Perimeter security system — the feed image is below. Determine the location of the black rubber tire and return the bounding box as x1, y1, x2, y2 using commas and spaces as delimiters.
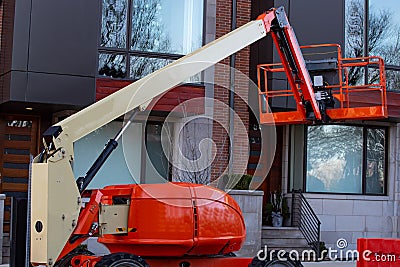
54, 248, 94, 267
248, 251, 303, 267
95, 253, 150, 267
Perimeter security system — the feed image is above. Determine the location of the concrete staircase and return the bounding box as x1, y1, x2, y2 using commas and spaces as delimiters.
261, 226, 311, 255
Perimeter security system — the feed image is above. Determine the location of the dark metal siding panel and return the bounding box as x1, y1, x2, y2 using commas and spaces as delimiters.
8, 0, 100, 105
9, 71, 27, 101
22, 72, 95, 106
0, 72, 11, 103
11, 0, 31, 72
267, 0, 344, 110
28, 0, 100, 77
289, 0, 345, 46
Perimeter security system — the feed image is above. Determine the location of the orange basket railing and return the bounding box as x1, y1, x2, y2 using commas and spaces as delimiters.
257, 43, 387, 125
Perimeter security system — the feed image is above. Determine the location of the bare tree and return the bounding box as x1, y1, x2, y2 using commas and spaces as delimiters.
160, 117, 212, 185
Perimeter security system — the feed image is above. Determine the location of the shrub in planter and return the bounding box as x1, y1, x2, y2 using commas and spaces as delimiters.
219, 174, 253, 190
270, 191, 283, 227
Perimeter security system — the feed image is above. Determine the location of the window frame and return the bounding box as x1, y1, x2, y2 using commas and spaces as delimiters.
303, 124, 388, 196
97, 0, 207, 80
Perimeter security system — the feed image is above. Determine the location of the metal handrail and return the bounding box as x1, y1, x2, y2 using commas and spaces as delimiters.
291, 189, 321, 258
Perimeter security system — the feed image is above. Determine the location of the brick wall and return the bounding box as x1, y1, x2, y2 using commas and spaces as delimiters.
211, 0, 251, 180
96, 78, 205, 114
0, 1, 3, 54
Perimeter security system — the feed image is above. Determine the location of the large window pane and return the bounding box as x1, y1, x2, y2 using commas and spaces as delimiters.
345, 0, 364, 59
369, 0, 400, 60
145, 123, 171, 183
131, 0, 203, 54
385, 69, 400, 91
101, 0, 128, 48
366, 128, 385, 194
98, 53, 127, 78
73, 121, 142, 188
306, 125, 363, 194
130, 56, 171, 79
369, 0, 400, 91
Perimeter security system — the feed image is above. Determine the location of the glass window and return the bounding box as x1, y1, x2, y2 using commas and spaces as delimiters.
98, 53, 127, 78
145, 122, 171, 183
306, 125, 386, 195
345, 0, 400, 90
130, 56, 171, 80
131, 0, 203, 54
73, 121, 142, 188
306, 125, 363, 194
369, 0, 400, 90
101, 0, 128, 48
99, 0, 204, 79
368, 1, 400, 61
366, 128, 385, 194
345, 0, 365, 59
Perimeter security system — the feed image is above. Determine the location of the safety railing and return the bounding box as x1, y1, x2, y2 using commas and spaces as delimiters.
291, 189, 321, 258
257, 43, 387, 124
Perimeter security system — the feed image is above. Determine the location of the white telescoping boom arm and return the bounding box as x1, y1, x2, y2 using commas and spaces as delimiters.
30, 8, 283, 266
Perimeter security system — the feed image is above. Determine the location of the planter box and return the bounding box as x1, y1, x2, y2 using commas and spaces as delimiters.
228, 190, 264, 257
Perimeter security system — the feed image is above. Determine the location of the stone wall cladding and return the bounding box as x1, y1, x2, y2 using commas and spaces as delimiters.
305, 196, 396, 251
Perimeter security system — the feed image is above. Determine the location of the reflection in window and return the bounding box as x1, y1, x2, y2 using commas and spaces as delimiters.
98, 53, 127, 78
145, 123, 171, 182
385, 70, 400, 91
306, 125, 386, 195
99, 0, 204, 79
130, 56, 171, 80
306, 125, 363, 194
7, 120, 32, 128
101, 0, 127, 48
131, 0, 203, 54
369, 0, 400, 90
74, 121, 142, 188
345, 0, 400, 89
345, 0, 364, 59
366, 128, 385, 194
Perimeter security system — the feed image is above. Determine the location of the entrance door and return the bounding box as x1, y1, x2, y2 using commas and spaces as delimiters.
0, 115, 39, 234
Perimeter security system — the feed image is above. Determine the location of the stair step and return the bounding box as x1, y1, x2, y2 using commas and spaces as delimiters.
261, 226, 313, 258
262, 227, 304, 239
262, 238, 308, 248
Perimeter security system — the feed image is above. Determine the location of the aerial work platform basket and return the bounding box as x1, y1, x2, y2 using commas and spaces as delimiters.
257, 43, 387, 125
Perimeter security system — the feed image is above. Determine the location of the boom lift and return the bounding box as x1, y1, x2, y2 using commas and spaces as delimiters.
30, 6, 387, 267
